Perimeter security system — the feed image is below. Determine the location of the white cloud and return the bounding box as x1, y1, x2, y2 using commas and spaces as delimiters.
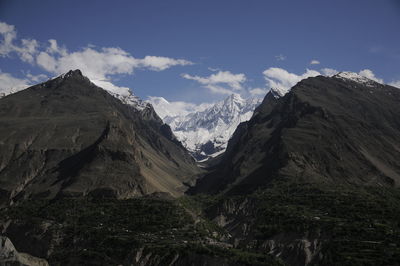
321, 68, 383, 82
139, 56, 192, 71
36, 46, 193, 80
26, 72, 47, 82
90, 79, 132, 97
147, 96, 211, 119
310, 60, 320, 65
182, 70, 247, 95
0, 71, 30, 96
249, 87, 268, 97
261, 67, 388, 97
0, 22, 16, 56
275, 54, 286, 61
389, 80, 400, 88
263, 67, 321, 96
0, 21, 193, 79
0, 21, 194, 99
35, 46, 192, 97
0, 70, 49, 97
37, 47, 137, 80
358, 69, 383, 83
0, 21, 38, 63
36, 51, 58, 73
321, 68, 338, 76
208, 67, 220, 72
34, 46, 193, 97
46, 39, 67, 56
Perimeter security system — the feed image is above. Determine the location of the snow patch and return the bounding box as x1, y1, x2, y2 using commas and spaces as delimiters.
334, 71, 381, 87
156, 94, 262, 159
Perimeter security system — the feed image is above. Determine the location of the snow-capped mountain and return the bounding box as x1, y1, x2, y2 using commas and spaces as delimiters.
3, 70, 387, 162
157, 71, 387, 161
0, 70, 151, 112
333, 71, 382, 87
152, 94, 262, 160
0, 84, 29, 99
106, 89, 150, 111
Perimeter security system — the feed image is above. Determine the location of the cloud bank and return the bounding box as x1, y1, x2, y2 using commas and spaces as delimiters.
262, 68, 321, 96
0, 71, 30, 95
261, 67, 387, 96
0, 22, 38, 64
389, 80, 400, 88
0, 70, 48, 96
0, 21, 193, 97
182, 70, 247, 95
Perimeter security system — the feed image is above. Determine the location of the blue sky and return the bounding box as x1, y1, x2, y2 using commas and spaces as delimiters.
0, 0, 399, 104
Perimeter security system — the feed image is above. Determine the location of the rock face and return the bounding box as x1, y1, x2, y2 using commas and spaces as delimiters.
191, 73, 400, 194
205, 196, 324, 266
126, 247, 246, 266
2, 71, 400, 266
0, 70, 201, 205
0, 236, 49, 266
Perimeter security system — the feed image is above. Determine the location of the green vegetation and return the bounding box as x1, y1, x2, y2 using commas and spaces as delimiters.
3, 198, 196, 264
1, 196, 282, 265
2, 182, 400, 265
251, 182, 400, 265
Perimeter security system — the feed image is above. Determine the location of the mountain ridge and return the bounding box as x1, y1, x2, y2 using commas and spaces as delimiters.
0, 69, 201, 205
152, 94, 262, 160
190, 74, 400, 194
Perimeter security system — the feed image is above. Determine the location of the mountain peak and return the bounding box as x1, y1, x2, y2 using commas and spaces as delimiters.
192, 72, 400, 195
333, 71, 380, 86
0, 71, 200, 202
59, 69, 84, 79
223, 93, 245, 106
267, 86, 291, 98
270, 87, 287, 98
227, 93, 243, 101
52, 70, 151, 112
158, 93, 262, 160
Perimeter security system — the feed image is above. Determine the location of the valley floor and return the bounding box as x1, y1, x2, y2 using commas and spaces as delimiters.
1, 181, 400, 266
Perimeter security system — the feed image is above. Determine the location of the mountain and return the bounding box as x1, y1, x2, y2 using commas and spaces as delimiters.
105, 87, 150, 111
2, 71, 400, 266
183, 72, 400, 266
153, 94, 262, 160
0, 70, 201, 206
0, 83, 29, 99
0, 236, 48, 266
191, 72, 400, 194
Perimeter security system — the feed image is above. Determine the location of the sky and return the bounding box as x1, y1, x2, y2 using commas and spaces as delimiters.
0, 0, 399, 106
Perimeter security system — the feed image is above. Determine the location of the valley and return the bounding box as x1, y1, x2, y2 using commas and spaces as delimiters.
1, 70, 400, 266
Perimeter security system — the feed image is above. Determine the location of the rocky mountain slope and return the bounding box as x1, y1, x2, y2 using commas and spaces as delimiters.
0, 236, 49, 266
183, 72, 400, 265
0, 70, 201, 206
191, 72, 400, 195
2, 71, 400, 266
153, 94, 262, 160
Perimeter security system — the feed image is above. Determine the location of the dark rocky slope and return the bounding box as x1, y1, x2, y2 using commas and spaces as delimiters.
186, 74, 400, 265
0, 236, 49, 265
0, 70, 201, 205
191, 74, 400, 195
2, 72, 400, 266
0, 197, 284, 266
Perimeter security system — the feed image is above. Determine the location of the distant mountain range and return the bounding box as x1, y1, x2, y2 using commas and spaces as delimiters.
151, 94, 262, 160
